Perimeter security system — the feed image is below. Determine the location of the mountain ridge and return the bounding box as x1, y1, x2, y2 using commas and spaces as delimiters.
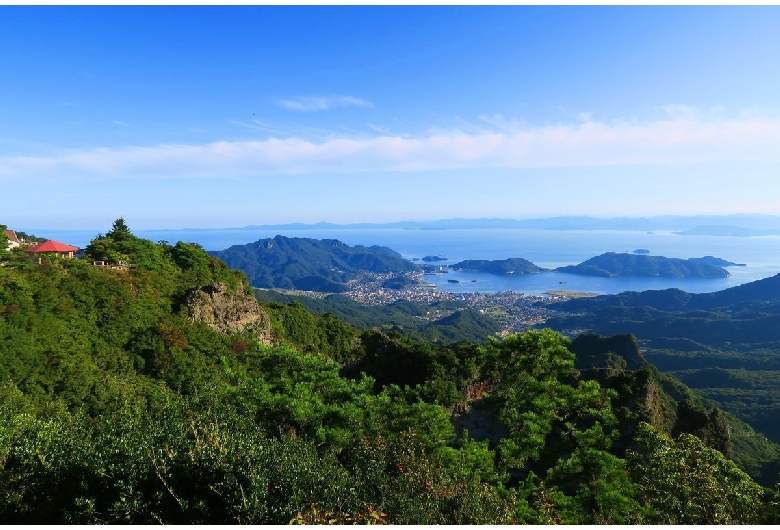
209, 235, 417, 292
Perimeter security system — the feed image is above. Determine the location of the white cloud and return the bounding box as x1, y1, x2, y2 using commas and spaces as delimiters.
276, 95, 374, 112
3, 111, 780, 181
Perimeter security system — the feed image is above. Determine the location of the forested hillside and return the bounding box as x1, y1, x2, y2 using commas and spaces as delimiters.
209, 235, 416, 292
254, 289, 502, 345
545, 275, 780, 481
0, 221, 777, 524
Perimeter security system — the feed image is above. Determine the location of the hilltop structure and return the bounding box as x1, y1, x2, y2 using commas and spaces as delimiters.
23, 240, 79, 262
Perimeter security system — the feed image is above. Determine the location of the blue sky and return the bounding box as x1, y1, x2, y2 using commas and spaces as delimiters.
3, 6, 780, 230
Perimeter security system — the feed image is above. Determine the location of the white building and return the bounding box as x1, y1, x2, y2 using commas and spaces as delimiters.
4, 230, 20, 251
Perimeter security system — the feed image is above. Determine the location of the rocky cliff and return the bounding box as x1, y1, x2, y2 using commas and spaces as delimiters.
186, 281, 273, 344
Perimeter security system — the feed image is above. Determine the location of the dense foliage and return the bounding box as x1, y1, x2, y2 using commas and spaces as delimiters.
0, 227, 9, 260
0, 221, 778, 523
546, 274, 780, 481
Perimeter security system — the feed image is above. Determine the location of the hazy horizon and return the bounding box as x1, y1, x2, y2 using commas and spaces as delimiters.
3, 6, 780, 229
12, 212, 780, 234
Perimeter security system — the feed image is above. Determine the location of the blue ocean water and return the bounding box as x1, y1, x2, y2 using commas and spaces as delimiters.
39, 227, 780, 296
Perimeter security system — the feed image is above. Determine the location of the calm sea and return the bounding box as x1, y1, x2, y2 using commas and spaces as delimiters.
40, 227, 780, 296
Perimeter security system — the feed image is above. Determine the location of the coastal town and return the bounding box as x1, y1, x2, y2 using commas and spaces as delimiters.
290, 270, 581, 336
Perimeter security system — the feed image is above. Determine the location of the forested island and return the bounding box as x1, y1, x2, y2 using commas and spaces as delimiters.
555, 252, 734, 278
1, 221, 779, 524
450, 257, 545, 274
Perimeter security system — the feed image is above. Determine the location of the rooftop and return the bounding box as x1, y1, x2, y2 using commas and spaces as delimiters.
24, 240, 79, 253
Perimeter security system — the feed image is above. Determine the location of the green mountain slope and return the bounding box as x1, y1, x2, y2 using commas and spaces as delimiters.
210, 235, 417, 292
558, 273, 780, 314
254, 289, 501, 345
545, 273, 780, 457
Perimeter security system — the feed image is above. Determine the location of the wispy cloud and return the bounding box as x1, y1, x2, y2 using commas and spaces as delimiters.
112, 120, 140, 129
276, 95, 374, 112
4, 109, 780, 181
230, 118, 355, 140
367, 123, 393, 135
229, 119, 290, 135
478, 115, 527, 134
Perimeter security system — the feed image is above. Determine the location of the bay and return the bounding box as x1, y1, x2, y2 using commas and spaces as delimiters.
39, 227, 780, 296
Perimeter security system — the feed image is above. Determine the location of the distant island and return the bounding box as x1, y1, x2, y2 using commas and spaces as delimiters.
450, 258, 545, 275
201, 235, 746, 290
555, 252, 733, 278
688, 256, 746, 267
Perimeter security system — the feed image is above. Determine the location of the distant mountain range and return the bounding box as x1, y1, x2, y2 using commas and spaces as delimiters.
229, 214, 780, 233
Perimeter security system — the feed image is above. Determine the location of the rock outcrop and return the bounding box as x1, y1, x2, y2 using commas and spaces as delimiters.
186, 281, 273, 344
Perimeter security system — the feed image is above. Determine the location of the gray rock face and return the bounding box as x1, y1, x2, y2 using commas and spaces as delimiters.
186, 281, 272, 344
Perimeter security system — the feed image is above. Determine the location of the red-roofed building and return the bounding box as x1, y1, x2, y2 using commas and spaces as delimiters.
24, 240, 80, 262
4, 230, 19, 251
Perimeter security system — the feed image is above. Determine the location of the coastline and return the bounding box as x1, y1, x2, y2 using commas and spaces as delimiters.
544, 290, 599, 298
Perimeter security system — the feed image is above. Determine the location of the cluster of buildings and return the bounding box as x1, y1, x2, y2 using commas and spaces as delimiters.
4, 231, 131, 270
345, 271, 456, 306
345, 271, 569, 335
4, 228, 79, 262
